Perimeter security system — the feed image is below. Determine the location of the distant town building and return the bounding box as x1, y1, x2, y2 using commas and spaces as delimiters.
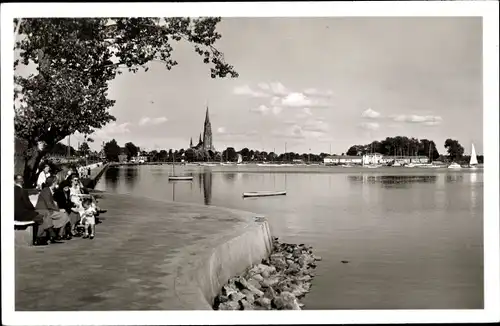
362, 153, 384, 165
324, 155, 363, 165
190, 106, 215, 152
323, 154, 430, 165
118, 147, 127, 162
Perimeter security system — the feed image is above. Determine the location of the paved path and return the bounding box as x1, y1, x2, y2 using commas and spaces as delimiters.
15, 192, 257, 310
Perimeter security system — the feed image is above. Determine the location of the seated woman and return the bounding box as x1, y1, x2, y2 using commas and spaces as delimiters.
35, 176, 71, 241
53, 180, 81, 237
69, 175, 105, 215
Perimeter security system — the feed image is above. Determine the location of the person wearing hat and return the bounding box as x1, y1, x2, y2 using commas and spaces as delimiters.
53, 179, 81, 237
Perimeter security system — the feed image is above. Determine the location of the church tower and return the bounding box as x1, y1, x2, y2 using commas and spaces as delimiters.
190, 137, 193, 148
203, 106, 214, 151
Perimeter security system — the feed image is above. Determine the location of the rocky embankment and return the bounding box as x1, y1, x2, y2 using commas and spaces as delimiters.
213, 237, 321, 310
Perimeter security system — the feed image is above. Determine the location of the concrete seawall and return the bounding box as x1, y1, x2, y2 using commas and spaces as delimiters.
176, 215, 273, 308
16, 193, 273, 310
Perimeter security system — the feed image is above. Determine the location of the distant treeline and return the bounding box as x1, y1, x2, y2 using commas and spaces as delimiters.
345, 136, 482, 163
100, 136, 483, 164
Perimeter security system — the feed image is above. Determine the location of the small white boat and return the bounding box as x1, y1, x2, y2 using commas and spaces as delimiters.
392, 162, 402, 167
405, 163, 416, 168
257, 163, 282, 167
341, 164, 354, 168
448, 162, 462, 169
364, 164, 382, 169
243, 190, 287, 198
469, 143, 478, 169
168, 176, 193, 181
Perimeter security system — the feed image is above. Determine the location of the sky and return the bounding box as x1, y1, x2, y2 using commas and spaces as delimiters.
17, 17, 483, 155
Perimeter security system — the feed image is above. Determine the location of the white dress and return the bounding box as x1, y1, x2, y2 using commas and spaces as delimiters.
36, 171, 51, 189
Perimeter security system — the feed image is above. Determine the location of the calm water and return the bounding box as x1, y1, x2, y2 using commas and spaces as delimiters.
95, 165, 484, 309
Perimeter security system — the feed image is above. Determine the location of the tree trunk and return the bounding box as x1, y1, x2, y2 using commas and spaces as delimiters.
23, 145, 47, 188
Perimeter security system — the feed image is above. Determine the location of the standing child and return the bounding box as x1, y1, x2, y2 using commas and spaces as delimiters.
79, 198, 97, 239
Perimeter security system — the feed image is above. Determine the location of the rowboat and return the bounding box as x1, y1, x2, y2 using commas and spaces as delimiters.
168, 176, 193, 181
242, 190, 287, 198
447, 162, 462, 169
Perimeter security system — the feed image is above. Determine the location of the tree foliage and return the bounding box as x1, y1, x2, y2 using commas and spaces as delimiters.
222, 147, 237, 162
79, 142, 90, 156
103, 139, 121, 162
14, 17, 238, 184
124, 142, 139, 160
444, 138, 464, 161
346, 136, 440, 159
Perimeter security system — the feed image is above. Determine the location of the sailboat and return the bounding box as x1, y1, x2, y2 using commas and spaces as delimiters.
169, 153, 193, 181
236, 153, 244, 166
469, 143, 478, 169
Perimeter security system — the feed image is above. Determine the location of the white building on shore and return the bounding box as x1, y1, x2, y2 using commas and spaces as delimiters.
362, 153, 384, 165
324, 154, 430, 165
324, 155, 363, 165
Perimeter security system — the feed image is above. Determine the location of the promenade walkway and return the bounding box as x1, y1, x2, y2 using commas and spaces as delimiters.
15, 192, 269, 310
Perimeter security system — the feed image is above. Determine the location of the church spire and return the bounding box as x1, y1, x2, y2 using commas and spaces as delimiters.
190, 137, 193, 148
205, 106, 210, 125
199, 133, 202, 144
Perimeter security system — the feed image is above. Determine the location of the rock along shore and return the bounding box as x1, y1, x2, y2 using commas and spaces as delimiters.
213, 237, 322, 310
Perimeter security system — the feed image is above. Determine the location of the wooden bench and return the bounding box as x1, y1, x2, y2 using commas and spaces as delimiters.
14, 220, 37, 246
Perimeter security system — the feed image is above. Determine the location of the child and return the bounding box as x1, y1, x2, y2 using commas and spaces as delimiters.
79, 198, 97, 239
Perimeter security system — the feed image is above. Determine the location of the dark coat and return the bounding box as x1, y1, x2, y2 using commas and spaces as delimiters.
53, 188, 75, 214
35, 187, 59, 212
14, 185, 39, 222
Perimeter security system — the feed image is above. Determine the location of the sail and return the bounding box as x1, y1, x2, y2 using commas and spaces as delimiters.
237, 154, 243, 164
470, 143, 478, 165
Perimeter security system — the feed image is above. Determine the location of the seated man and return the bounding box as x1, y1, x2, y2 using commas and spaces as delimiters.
35, 176, 71, 241
14, 174, 58, 245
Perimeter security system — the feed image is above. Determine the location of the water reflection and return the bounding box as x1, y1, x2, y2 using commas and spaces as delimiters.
104, 167, 121, 191
203, 170, 213, 205
124, 166, 139, 190
446, 174, 464, 183
224, 173, 236, 182
470, 172, 478, 184
348, 175, 437, 188
470, 173, 479, 209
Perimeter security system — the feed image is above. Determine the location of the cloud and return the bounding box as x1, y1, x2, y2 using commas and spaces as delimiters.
361, 108, 381, 119
250, 105, 271, 115
273, 122, 328, 140
217, 128, 259, 138
233, 85, 270, 98
237, 83, 333, 115
391, 114, 443, 125
303, 88, 334, 98
249, 104, 282, 116
101, 122, 131, 134
93, 121, 131, 139
139, 116, 168, 126
302, 119, 329, 133
271, 92, 330, 108
257, 82, 289, 96
359, 122, 380, 131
